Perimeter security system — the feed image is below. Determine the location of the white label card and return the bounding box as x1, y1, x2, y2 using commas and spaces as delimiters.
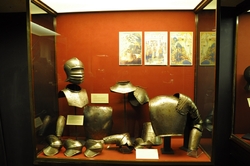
66, 115, 84, 126
91, 93, 109, 103
247, 98, 250, 107
136, 149, 159, 159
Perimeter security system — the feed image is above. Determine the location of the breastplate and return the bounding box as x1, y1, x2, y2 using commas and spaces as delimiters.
149, 95, 187, 137
61, 88, 88, 108
83, 106, 113, 140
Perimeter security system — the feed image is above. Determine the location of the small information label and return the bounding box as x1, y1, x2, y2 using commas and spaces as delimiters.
66, 115, 84, 126
247, 98, 250, 107
34, 117, 43, 128
91, 93, 109, 103
136, 149, 159, 159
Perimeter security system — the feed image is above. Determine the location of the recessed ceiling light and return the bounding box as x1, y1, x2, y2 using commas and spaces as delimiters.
40, 0, 203, 13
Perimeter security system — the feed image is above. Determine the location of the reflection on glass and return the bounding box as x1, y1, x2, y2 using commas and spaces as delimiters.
195, 1, 216, 158
31, 3, 58, 153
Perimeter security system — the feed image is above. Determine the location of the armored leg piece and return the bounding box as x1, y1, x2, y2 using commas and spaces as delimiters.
56, 115, 66, 137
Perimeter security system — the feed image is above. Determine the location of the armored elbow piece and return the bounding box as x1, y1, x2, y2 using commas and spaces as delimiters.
43, 135, 62, 156
56, 115, 66, 137
103, 133, 133, 147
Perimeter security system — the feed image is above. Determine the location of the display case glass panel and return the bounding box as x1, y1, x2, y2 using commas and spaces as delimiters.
232, 11, 250, 151
31, 1, 215, 165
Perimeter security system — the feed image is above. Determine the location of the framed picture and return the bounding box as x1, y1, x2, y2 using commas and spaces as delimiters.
119, 32, 142, 65
200, 31, 216, 66
144, 31, 168, 65
170, 32, 193, 66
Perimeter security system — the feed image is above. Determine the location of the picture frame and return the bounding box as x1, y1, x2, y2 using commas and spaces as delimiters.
119, 32, 142, 65
144, 31, 168, 65
170, 32, 193, 66
199, 31, 216, 66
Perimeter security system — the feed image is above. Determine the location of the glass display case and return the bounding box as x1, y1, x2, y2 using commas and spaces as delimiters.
30, 1, 216, 165
230, 5, 250, 165
4, 0, 250, 166
0, 0, 250, 166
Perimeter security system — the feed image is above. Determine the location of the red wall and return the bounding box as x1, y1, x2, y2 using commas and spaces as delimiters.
55, 11, 196, 137
235, 13, 250, 134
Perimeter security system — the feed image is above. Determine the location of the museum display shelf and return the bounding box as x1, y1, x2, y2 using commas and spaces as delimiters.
35, 137, 211, 165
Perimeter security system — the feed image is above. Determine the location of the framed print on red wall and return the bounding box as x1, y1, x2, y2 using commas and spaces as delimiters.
119, 32, 142, 65
170, 32, 193, 66
144, 31, 168, 66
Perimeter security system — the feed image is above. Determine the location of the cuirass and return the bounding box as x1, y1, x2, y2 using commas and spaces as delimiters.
61, 87, 88, 108
83, 106, 113, 140
149, 95, 187, 137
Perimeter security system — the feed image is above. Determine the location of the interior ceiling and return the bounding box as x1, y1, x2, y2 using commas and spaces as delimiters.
30, 0, 246, 14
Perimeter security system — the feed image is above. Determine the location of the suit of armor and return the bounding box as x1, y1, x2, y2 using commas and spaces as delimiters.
149, 93, 203, 154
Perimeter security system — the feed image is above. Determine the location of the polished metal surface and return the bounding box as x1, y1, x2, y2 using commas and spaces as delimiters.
43, 135, 62, 156
149, 95, 186, 136
83, 106, 113, 140
103, 133, 133, 147
56, 115, 65, 137
84, 139, 103, 158
60, 84, 89, 108
64, 139, 83, 157
149, 93, 203, 152
141, 122, 162, 145
128, 86, 149, 106
110, 81, 136, 94
64, 57, 84, 84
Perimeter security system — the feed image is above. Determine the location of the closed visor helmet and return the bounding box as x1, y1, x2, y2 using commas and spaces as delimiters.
64, 57, 84, 84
